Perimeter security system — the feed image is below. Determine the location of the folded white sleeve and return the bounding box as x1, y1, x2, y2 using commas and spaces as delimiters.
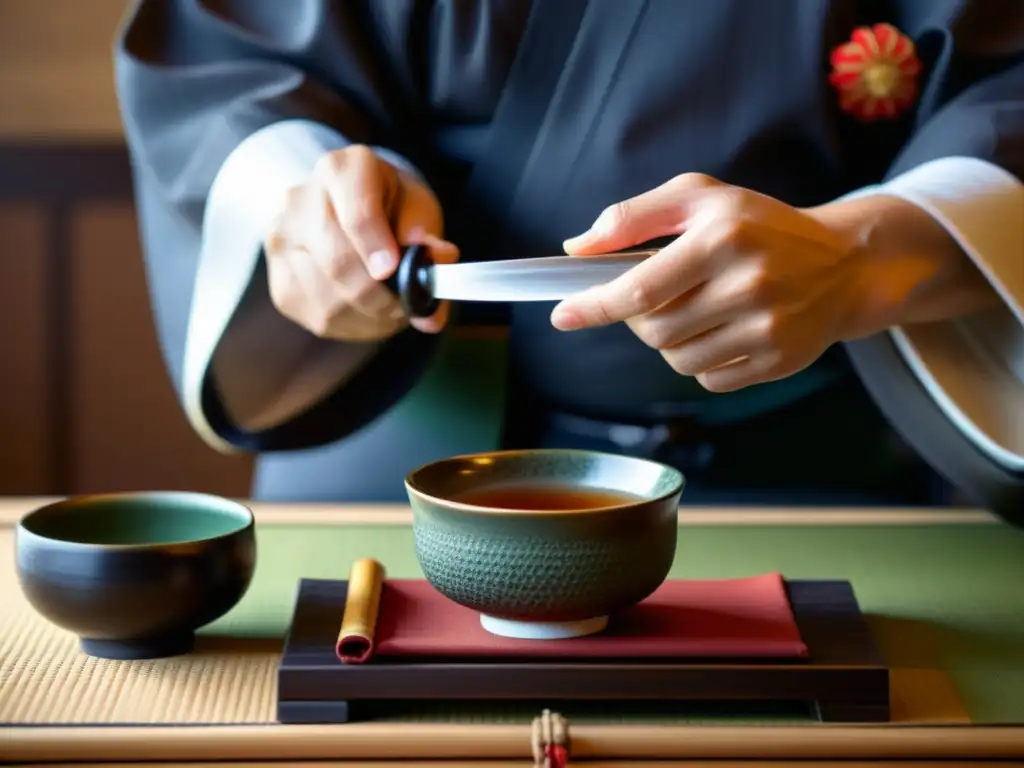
842, 156, 1024, 472
182, 119, 425, 453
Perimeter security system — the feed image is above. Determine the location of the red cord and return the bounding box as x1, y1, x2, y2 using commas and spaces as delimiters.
545, 744, 569, 768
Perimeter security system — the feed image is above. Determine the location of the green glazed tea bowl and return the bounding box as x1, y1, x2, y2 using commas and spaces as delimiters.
406, 449, 684, 640
15, 491, 256, 660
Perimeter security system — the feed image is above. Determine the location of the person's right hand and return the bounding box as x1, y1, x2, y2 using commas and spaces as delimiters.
264, 144, 458, 341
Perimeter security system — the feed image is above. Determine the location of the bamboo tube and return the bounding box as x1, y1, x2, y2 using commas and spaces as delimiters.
336, 558, 386, 663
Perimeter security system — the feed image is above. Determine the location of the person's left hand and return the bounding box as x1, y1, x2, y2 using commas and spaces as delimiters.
550, 173, 877, 393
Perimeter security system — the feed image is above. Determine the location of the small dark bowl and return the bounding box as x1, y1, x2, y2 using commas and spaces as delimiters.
15, 491, 256, 660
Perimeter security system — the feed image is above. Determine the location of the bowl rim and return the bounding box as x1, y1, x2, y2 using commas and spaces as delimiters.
16, 491, 255, 551
404, 448, 685, 516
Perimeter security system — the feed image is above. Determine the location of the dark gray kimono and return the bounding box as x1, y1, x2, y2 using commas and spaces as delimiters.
114, 0, 1024, 513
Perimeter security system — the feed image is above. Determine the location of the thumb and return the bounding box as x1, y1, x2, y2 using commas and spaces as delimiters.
399, 228, 460, 265
393, 175, 459, 265
563, 174, 720, 255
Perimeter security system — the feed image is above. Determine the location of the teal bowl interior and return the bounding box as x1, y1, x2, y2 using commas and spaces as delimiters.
19, 492, 254, 546
16, 492, 257, 660
406, 450, 684, 633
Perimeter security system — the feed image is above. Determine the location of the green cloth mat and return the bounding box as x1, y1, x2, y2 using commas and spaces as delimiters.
207, 523, 1024, 724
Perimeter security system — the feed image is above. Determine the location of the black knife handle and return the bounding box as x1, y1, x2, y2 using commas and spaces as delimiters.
383, 244, 439, 319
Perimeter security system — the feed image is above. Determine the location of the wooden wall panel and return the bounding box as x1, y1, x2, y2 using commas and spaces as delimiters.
68, 202, 252, 496
0, 205, 54, 493
0, 0, 128, 141
0, 2, 256, 497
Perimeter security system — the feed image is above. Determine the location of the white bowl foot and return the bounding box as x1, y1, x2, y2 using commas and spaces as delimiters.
479, 613, 609, 640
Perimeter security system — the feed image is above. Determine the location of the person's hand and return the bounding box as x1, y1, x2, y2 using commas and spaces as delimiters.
264, 144, 458, 340
550, 173, 876, 393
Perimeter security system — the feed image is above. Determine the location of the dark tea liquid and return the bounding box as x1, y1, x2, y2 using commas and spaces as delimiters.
454, 485, 642, 511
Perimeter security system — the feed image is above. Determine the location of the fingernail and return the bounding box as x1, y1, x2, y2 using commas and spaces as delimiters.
550, 304, 582, 331
565, 211, 614, 250
562, 237, 583, 252
368, 250, 395, 279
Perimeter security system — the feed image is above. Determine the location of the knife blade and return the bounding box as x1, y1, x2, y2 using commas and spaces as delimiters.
386, 244, 656, 319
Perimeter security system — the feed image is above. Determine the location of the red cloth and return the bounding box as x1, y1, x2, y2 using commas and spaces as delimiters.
339, 573, 808, 662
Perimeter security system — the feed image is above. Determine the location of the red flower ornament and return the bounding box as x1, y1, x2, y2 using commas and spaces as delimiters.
829, 23, 922, 121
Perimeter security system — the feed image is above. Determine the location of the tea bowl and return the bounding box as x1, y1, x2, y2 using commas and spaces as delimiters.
16, 491, 256, 660
405, 449, 684, 640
